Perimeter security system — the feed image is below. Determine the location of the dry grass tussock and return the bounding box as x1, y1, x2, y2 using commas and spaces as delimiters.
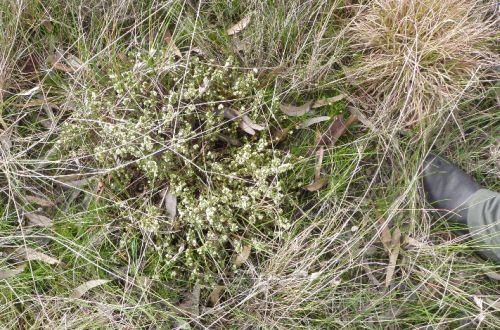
346, 0, 498, 128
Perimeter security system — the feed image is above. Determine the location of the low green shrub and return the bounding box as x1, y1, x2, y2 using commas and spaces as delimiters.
56, 48, 297, 283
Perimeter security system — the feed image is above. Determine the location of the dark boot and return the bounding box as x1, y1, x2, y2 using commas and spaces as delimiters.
423, 154, 500, 263
422, 153, 481, 224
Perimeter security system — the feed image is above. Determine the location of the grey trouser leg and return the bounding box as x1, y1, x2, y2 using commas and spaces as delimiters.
467, 189, 500, 262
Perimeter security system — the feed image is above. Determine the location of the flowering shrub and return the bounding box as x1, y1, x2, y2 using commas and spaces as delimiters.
57, 48, 296, 282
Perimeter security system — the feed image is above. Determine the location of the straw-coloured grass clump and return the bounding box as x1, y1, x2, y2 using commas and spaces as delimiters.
347, 0, 497, 127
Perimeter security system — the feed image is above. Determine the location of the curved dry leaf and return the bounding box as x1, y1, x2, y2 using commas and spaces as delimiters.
378, 220, 392, 252
209, 285, 224, 307
18, 247, 60, 265
485, 271, 500, 281
0, 264, 26, 280
239, 121, 256, 135
242, 115, 265, 131
17, 86, 40, 96
70, 279, 111, 299
279, 101, 313, 117
299, 116, 331, 128
385, 227, 401, 287
348, 106, 375, 130
162, 190, 177, 220
198, 77, 210, 94
25, 213, 52, 227
234, 245, 251, 266
314, 147, 324, 180
164, 30, 182, 57
25, 195, 55, 207
304, 177, 328, 192
227, 15, 251, 35
67, 55, 84, 71
318, 113, 358, 146
312, 94, 346, 108
223, 108, 240, 120
223, 108, 265, 135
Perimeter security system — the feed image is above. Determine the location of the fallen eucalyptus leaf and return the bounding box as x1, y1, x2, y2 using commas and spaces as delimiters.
348, 106, 375, 131
299, 116, 331, 128
312, 94, 346, 108
234, 245, 251, 266
242, 115, 265, 131
175, 284, 201, 329
25, 213, 52, 227
223, 109, 264, 135
164, 30, 182, 57
18, 247, 60, 265
239, 121, 255, 135
304, 177, 328, 192
385, 227, 401, 287
25, 195, 55, 207
70, 279, 111, 299
314, 146, 324, 181
0, 264, 26, 280
198, 76, 210, 94
17, 86, 40, 97
279, 101, 313, 117
227, 15, 251, 35
317, 113, 358, 145
378, 220, 392, 252
160, 189, 177, 220
485, 271, 500, 281
209, 285, 224, 307
66, 55, 84, 71
223, 108, 239, 120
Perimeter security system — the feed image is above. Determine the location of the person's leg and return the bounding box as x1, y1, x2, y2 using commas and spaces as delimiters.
422, 154, 499, 262
467, 189, 500, 261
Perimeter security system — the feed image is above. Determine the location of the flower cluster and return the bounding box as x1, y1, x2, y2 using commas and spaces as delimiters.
57, 47, 296, 282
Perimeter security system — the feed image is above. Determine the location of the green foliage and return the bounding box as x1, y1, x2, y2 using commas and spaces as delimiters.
56, 48, 296, 282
